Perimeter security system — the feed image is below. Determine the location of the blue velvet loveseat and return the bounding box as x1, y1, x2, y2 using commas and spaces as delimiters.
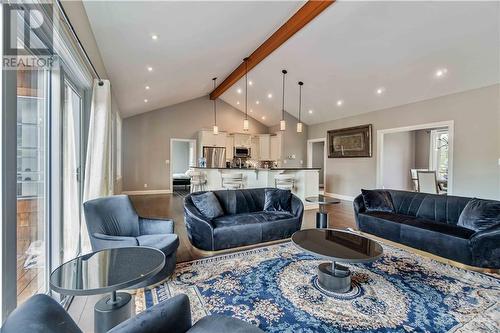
184, 188, 304, 251
354, 190, 500, 268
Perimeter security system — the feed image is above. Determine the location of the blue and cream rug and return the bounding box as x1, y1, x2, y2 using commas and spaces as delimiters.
136, 241, 499, 332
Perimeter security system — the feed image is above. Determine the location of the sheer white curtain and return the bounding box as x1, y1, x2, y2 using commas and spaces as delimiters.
81, 79, 113, 252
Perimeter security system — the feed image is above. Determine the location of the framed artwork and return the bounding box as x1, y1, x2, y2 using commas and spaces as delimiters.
328, 124, 372, 158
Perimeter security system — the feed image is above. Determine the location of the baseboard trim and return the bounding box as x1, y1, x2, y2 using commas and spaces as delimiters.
324, 192, 355, 202
122, 189, 173, 195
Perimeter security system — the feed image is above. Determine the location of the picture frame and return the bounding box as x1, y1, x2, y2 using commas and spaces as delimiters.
327, 124, 372, 158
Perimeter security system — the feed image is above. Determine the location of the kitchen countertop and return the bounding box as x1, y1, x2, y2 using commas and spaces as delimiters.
191, 167, 321, 171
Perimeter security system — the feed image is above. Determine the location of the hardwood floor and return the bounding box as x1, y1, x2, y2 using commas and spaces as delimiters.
69, 193, 356, 332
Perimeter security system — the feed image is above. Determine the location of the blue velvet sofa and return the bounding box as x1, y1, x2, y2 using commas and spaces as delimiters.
83, 195, 179, 287
184, 188, 304, 251
354, 190, 500, 268
2, 294, 263, 333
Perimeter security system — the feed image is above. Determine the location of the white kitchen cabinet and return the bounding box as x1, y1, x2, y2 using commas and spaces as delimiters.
198, 130, 227, 157
233, 133, 252, 147
250, 136, 260, 160
258, 134, 271, 160
270, 133, 282, 161
226, 135, 234, 160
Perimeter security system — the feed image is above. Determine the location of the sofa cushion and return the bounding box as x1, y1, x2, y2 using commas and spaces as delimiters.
361, 189, 395, 213
212, 213, 261, 228
458, 198, 500, 231
402, 218, 475, 239
136, 234, 179, 255
357, 212, 408, 243
263, 188, 292, 212
400, 220, 473, 265
191, 192, 224, 220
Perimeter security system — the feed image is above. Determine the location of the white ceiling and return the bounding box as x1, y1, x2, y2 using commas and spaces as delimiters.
220, 1, 500, 126
85, 1, 500, 124
83, 1, 304, 118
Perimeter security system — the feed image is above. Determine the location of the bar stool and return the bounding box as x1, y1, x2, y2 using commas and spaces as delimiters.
275, 173, 295, 191
188, 170, 207, 193
221, 173, 244, 189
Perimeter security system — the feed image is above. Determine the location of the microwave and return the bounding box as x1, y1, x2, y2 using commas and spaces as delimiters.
234, 147, 251, 158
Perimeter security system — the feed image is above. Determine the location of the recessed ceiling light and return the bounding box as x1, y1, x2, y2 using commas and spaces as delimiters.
144, 99, 148, 103
147, 66, 153, 72
376, 87, 385, 95
336, 100, 343, 106
248, 81, 253, 86
261, 116, 266, 120
151, 34, 158, 40
435, 68, 448, 78
308, 109, 313, 114
267, 93, 273, 99
236, 101, 240, 105
236, 88, 242, 94
255, 100, 260, 105
145, 85, 150, 90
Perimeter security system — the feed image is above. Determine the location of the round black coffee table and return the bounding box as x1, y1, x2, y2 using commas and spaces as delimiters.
305, 195, 341, 228
50, 247, 165, 333
292, 229, 383, 293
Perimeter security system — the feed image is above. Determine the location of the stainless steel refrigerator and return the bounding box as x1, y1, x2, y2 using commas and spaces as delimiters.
203, 146, 226, 168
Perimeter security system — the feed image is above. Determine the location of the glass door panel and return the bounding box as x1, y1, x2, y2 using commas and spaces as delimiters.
61, 81, 82, 263
16, 66, 48, 305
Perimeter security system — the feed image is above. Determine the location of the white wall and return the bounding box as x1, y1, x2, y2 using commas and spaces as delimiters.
268, 111, 308, 167
382, 131, 415, 191
308, 85, 500, 200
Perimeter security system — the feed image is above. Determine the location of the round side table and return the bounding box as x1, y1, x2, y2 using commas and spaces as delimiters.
50, 247, 165, 333
305, 195, 341, 228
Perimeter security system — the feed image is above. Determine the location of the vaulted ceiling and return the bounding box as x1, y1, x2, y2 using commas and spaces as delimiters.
83, 0, 304, 118
84, 1, 499, 124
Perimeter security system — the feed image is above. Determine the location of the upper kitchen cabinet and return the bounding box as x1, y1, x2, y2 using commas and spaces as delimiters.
250, 136, 260, 160
270, 133, 282, 161
233, 133, 252, 147
198, 130, 227, 157
258, 134, 271, 160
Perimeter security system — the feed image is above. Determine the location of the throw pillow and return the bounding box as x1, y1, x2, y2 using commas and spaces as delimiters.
458, 198, 500, 231
191, 192, 224, 220
361, 189, 395, 213
264, 188, 292, 212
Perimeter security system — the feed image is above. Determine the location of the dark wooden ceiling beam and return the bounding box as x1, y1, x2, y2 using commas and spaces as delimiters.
210, 0, 334, 100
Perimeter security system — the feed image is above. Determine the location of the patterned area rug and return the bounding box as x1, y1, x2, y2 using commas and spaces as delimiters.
135, 241, 500, 332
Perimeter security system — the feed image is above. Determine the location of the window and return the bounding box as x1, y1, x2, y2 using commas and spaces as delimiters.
429, 129, 449, 180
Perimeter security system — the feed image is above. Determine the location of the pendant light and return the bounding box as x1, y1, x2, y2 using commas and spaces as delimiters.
212, 77, 219, 135
280, 69, 287, 131
243, 57, 249, 131
297, 81, 303, 133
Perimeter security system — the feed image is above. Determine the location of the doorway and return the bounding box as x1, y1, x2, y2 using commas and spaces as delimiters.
307, 138, 327, 193
377, 121, 454, 194
170, 139, 196, 196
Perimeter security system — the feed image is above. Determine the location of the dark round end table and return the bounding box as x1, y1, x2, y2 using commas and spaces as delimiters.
305, 195, 341, 228
292, 229, 383, 293
50, 247, 165, 333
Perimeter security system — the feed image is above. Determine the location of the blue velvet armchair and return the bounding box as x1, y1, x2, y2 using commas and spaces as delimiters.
83, 195, 179, 287
2, 294, 264, 333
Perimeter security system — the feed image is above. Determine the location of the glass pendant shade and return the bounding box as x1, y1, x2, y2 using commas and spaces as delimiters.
243, 119, 249, 131
280, 119, 286, 131
213, 125, 219, 135
296, 122, 303, 133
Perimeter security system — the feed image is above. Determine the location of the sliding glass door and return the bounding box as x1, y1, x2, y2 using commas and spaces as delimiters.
16, 66, 49, 305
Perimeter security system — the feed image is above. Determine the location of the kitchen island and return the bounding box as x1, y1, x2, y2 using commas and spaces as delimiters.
191, 167, 320, 209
